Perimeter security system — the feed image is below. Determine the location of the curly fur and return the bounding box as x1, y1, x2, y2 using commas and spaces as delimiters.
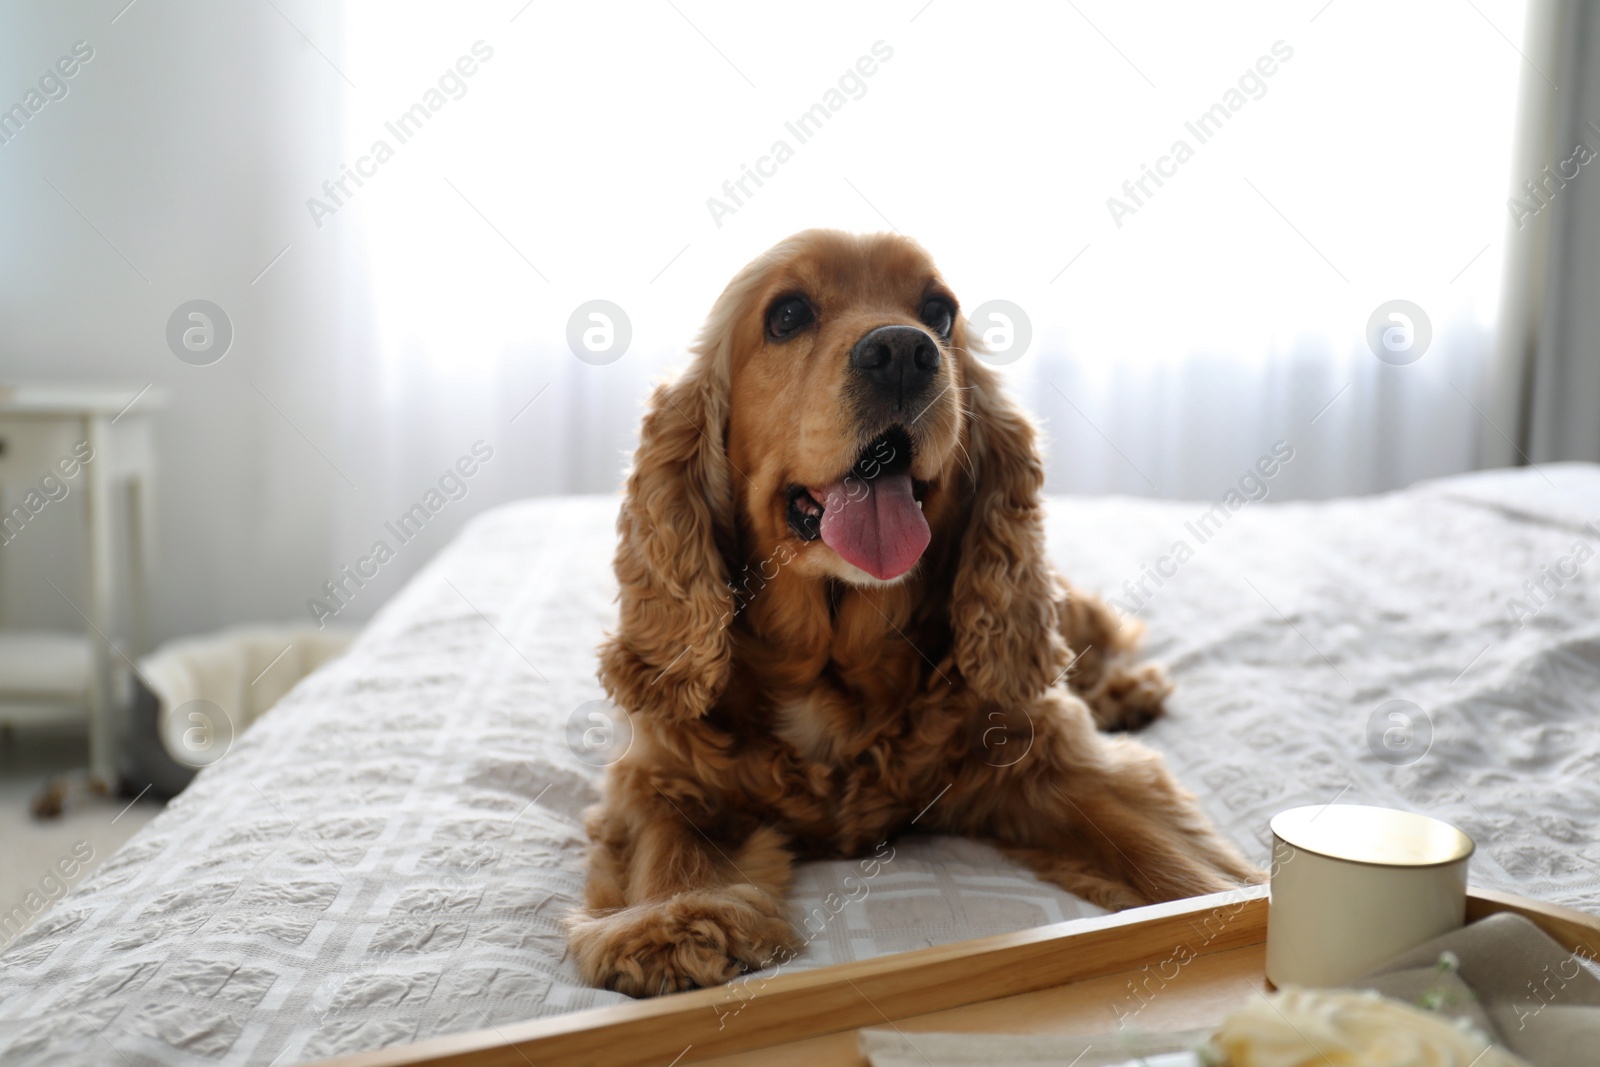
570, 230, 1260, 996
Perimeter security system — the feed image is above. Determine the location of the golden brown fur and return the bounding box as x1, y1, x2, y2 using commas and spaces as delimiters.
568, 230, 1260, 996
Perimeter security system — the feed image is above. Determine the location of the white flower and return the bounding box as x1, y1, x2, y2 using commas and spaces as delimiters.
1207, 986, 1530, 1067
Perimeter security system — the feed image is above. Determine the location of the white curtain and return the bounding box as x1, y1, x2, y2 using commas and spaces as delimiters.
1487, 0, 1600, 469
0, 0, 1527, 644
326, 0, 1529, 550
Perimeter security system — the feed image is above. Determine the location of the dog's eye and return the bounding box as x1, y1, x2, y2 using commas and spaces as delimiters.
919, 298, 953, 339
767, 296, 814, 340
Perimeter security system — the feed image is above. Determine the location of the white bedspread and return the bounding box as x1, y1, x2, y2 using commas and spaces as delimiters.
2, 465, 1597, 1065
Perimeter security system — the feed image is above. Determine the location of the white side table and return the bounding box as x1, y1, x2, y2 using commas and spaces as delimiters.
0, 384, 165, 786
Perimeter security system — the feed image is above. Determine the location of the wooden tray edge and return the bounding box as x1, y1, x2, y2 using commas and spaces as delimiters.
316, 884, 1598, 1067
319, 885, 1270, 1067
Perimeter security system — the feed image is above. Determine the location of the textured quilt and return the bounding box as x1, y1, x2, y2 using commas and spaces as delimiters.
1, 464, 1597, 1065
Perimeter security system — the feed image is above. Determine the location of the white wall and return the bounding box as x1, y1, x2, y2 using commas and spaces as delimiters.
1, 2, 474, 647
1, 2, 327, 643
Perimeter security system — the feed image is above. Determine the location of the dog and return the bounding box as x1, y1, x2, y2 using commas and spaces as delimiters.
567, 229, 1260, 996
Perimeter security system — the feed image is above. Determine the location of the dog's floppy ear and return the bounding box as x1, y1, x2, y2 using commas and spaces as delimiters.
599, 354, 735, 721
947, 357, 1072, 705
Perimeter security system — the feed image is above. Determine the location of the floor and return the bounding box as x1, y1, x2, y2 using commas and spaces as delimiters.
0, 722, 162, 950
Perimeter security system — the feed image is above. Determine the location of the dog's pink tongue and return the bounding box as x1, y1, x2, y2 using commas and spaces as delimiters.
817, 473, 930, 581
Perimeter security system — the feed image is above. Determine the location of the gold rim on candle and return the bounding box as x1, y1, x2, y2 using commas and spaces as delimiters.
1270, 803, 1475, 869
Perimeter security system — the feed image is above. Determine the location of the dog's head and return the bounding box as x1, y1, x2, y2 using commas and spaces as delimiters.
719, 230, 965, 585
601, 230, 1067, 721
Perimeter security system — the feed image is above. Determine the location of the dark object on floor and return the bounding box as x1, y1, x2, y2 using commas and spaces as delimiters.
28, 674, 197, 819
28, 769, 110, 819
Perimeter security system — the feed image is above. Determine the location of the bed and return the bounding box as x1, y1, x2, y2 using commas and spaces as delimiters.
2, 463, 1597, 1066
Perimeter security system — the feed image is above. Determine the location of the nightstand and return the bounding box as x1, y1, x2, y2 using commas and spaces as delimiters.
0, 384, 165, 787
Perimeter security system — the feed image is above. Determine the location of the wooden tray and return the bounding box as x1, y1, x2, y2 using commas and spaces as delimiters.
319, 885, 1600, 1067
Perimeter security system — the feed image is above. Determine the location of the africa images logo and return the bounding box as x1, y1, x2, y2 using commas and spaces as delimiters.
166, 300, 234, 365
1105, 40, 1294, 229
1365, 300, 1431, 366
305, 41, 495, 228
705, 41, 894, 228
0, 40, 94, 148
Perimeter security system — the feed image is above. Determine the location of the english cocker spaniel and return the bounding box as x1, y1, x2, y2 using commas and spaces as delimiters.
568, 230, 1258, 996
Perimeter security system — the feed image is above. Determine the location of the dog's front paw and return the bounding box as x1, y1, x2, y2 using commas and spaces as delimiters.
1089, 663, 1172, 732
566, 886, 800, 997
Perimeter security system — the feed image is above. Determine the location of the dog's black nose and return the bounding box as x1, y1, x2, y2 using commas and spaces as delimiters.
849, 325, 939, 403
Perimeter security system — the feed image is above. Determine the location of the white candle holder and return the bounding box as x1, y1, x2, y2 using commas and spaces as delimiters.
1266, 803, 1475, 987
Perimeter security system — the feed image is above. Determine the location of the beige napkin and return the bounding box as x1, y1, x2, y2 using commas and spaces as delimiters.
1345, 911, 1600, 1067
859, 911, 1600, 1067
